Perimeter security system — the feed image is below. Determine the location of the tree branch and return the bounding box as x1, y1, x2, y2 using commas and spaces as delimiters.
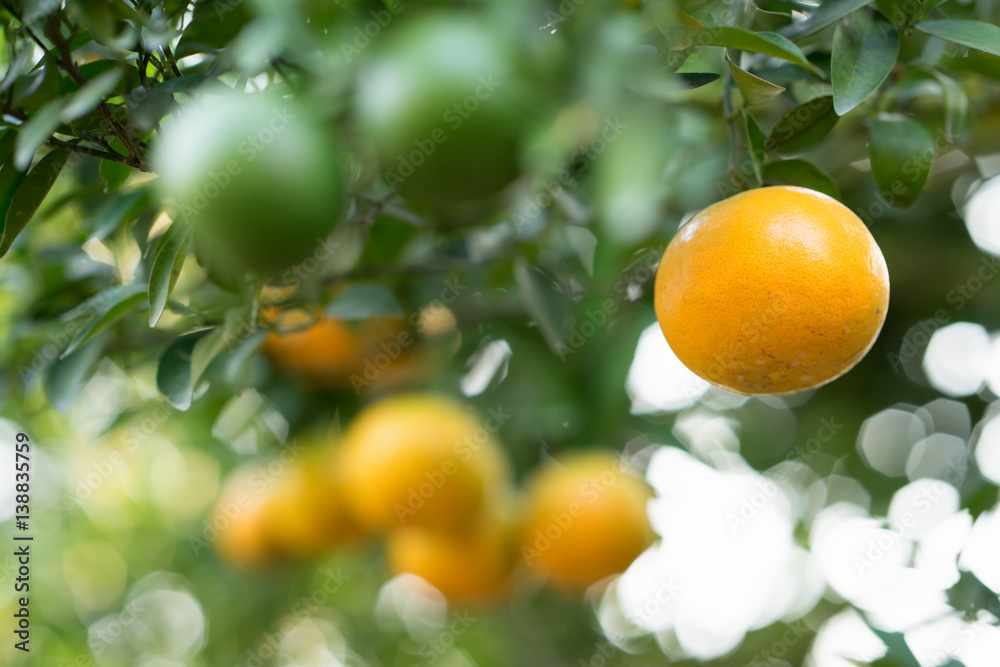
43, 15, 152, 172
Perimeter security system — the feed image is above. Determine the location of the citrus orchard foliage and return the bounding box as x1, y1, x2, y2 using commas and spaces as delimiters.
3, 0, 1000, 665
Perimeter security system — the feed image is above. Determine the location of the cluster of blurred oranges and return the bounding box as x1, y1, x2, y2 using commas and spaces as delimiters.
210, 391, 654, 603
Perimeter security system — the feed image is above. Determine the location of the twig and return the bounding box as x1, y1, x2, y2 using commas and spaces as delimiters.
43, 14, 151, 171
46, 137, 144, 167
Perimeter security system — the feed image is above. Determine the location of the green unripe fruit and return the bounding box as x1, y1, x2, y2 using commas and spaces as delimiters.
356, 15, 538, 205
156, 92, 346, 276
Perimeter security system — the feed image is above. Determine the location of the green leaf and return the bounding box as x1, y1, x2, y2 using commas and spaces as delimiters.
926, 69, 970, 143
727, 58, 786, 107
1, 149, 70, 257
767, 95, 839, 154
869, 113, 934, 208
157, 332, 206, 411
693, 26, 825, 77
0, 161, 27, 230
764, 159, 842, 200
325, 282, 404, 320
45, 335, 106, 413
832, 12, 899, 115
190, 308, 253, 386
0, 131, 17, 166
915, 20, 1000, 58
742, 110, 767, 184
99, 137, 133, 192
513, 258, 570, 354
868, 628, 921, 667
89, 188, 153, 240
60, 283, 147, 358
782, 0, 874, 40
148, 217, 192, 327
224, 329, 268, 389
61, 67, 121, 122
676, 72, 721, 89
13, 99, 64, 171
176, 0, 252, 57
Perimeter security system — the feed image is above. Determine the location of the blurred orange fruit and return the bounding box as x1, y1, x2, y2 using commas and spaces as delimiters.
654, 186, 889, 395
261, 307, 423, 392
260, 443, 363, 559
341, 394, 512, 531
518, 451, 652, 592
210, 465, 277, 570
386, 509, 516, 604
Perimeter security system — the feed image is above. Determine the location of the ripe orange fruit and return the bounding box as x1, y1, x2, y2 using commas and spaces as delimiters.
654, 186, 889, 395
518, 451, 652, 592
260, 444, 363, 559
210, 465, 277, 570
341, 394, 512, 531
386, 510, 516, 604
261, 307, 422, 392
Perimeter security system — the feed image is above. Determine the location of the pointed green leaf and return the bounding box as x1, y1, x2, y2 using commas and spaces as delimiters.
782, 0, 874, 40
869, 113, 934, 208
0, 131, 17, 166
0, 162, 27, 231
61, 67, 121, 122
175, 0, 252, 57
927, 69, 970, 143
727, 58, 786, 106
190, 308, 252, 386
676, 72, 721, 89
764, 159, 842, 200
60, 283, 147, 358
513, 257, 571, 354
915, 20, 1000, 57
157, 331, 207, 411
742, 110, 767, 184
148, 217, 193, 327
694, 26, 825, 77
767, 95, 839, 154
45, 335, 106, 413
832, 12, 899, 115
2, 149, 70, 257
325, 282, 404, 320
13, 99, 64, 171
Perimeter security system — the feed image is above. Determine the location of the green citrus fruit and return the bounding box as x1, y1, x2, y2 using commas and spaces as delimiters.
356, 15, 539, 204
156, 92, 346, 276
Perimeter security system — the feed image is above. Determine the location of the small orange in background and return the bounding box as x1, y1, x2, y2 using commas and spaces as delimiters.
261, 307, 422, 392
517, 451, 653, 593
260, 443, 364, 560
210, 465, 278, 570
386, 509, 516, 604
340, 393, 513, 532
655, 185, 889, 396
